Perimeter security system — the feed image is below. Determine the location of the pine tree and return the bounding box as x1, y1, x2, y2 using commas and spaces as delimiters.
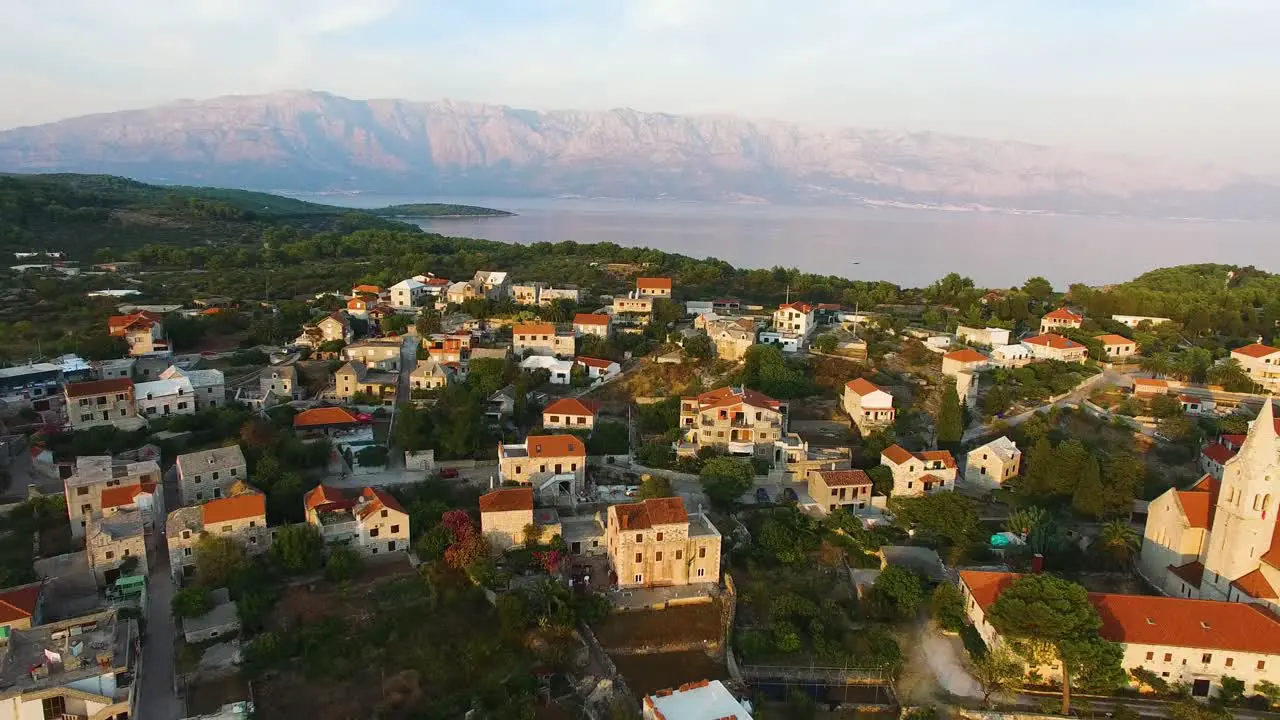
1020, 436, 1055, 497
937, 380, 964, 451
1072, 455, 1106, 518
1051, 439, 1089, 497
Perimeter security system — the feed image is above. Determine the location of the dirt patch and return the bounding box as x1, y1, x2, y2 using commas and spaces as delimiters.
270, 555, 414, 631
185, 674, 250, 716
611, 651, 727, 697
593, 600, 724, 651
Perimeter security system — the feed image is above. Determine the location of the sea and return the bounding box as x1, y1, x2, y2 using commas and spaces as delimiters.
295, 194, 1280, 289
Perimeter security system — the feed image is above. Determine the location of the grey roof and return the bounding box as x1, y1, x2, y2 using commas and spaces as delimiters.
67, 456, 160, 488
260, 365, 298, 382
469, 347, 510, 361
880, 545, 946, 583
176, 445, 246, 479
0, 609, 132, 692
971, 436, 1020, 462
182, 592, 240, 638
90, 511, 145, 542
166, 506, 202, 538
161, 365, 224, 388
410, 359, 446, 378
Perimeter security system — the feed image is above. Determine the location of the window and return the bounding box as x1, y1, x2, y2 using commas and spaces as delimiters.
250, 536, 258, 545
635, 552, 642, 563
1145, 652, 1154, 661
635, 533, 643, 542
196, 492, 203, 500
1225, 657, 1234, 667
381, 509, 388, 518
1163, 653, 1172, 662
42, 695, 66, 720
697, 568, 706, 577
105, 551, 115, 560
1260, 660, 1267, 670
76, 487, 89, 496
656, 532, 664, 541
699, 547, 706, 558
656, 552, 663, 561
194, 476, 202, 484
184, 548, 193, 557
230, 468, 237, 476
391, 525, 400, 533
370, 528, 380, 538
634, 574, 643, 583
249, 521, 256, 528
1201, 654, 1212, 664
212, 471, 220, 480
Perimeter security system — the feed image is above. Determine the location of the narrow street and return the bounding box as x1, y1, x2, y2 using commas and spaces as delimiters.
136, 480, 183, 720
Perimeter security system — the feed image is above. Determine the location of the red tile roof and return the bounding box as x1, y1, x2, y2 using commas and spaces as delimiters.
817, 470, 872, 487
0, 583, 43, 625
543, 398, 597, 418
919, 450, 957, 469
1133, 378, 1167, 388
1168, 561, 1205, 588
357, 487, 405, 520
1233, 342, 1280, 359
576, 356, 616, 370
479, 487, 534, 513
1201, 443, 1237, 465
101, 483, 154, 509
293, 407, 361, 428
845, 378, 887, 396
1231, 569, 1277, 600
778, 301, 813, 313
961, 570, 1280, 654
1261, 513, 1280, 569
1096, 334, 1133, 346
613, 497, 689, 530
513, 322, 556, 336
107, 311, 162, 335
943, 348, 989, 363
881, 444, 954, 468
202, 493, 266, 525
352, 284, 382, 295
1023, 333, 1083, 350
1042, 308, 1083, 322
881, 444, 914, 465
1176, 475, 1220, 530
64, 378, 133, 398
305, 485, 348, 511
525, 434, 586, 458
574, 313, 610, 326
691, 386, 781, 412
636, 277, 672, 290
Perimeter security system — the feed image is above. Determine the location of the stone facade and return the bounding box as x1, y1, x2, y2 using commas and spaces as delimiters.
605, 498, 721, 589
678, 386, 786, 458
881, 444, 957, 497
176, 445, 248, 506
842, 378, 895, 433
65, 378, 138, 431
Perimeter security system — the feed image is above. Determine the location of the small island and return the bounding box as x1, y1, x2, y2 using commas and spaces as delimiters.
368, 203, 515, 218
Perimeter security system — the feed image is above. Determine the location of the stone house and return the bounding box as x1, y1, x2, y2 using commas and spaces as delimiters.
409, 358, 451, 390
963, 436, 1021, 489
704, 317, 756, 362
809, 470, 873, 513
167, 491, 270, 582
881, 444, 957, 497
333, 360, 398, 402
512, 323, 576, 358
86, 511, 147, 584
1097, 334, 1138, 360
605, 497, 721, 588
176, 445, 248, 506
160, 365, 225, 410
294, 311, 353, 347
1021, 333, 1089, 363
342, 338, 404, 370
678, 386, 786, 458
260, 365, 302, 399
497, 434, 587, 499
64, 378, 138, 431
65, 455, 161, 538
134, 376, 197, 418
479, 487, 538, 552
842, 378, 895, 433
108, 310, 168, 356
389, 277, 427, 308
182, 589, 240, 643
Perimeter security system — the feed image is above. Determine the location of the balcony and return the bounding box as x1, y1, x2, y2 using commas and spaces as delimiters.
727, 441, 755, 455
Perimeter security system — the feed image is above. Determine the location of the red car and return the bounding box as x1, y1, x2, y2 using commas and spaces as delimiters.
439, 468, 459, 479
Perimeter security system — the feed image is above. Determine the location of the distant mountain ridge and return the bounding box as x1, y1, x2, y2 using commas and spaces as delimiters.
2, 90, 1278, 220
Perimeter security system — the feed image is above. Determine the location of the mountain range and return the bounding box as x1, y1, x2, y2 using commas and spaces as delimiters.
2, 90, 1278, 220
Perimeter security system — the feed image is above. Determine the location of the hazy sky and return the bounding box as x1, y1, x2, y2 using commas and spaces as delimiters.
3, 0, 1279, 171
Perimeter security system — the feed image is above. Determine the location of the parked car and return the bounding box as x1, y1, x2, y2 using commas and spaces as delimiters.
755, 487, 770, 503
439, 467, 459, 479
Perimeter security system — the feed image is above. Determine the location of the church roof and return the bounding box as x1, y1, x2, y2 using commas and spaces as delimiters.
1231, 569, 1277, 600
1174, 475, 1219, 530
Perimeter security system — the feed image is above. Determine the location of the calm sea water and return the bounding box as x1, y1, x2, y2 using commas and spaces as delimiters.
298, 194, 1280, 288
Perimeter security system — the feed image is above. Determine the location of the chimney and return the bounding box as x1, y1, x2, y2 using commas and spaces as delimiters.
1031, 554, 1045, 573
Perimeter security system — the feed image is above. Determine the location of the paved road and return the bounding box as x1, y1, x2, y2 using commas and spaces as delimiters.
136, 481, 183, 720
963, 369, 1126, 442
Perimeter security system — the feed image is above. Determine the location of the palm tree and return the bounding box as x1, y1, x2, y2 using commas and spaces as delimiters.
1097, 519, 1140, 569
1140, 352, 1173, 378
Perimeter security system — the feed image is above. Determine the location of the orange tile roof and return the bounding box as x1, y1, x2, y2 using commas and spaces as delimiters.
101, 483, 153, 509
357, 487, 405, 520
1024, 333, 1083, 350
692, 386, 781, 411
1176, 475, 1220, 530
352, 284, 382, 295
1201, 443, 1237, 465
202, 493, 266, 525
960, 570, 1280, 654
1042, 308, 1083, 322
479, 487, 534, 513
574, 313, 610, 326
636, 277, 673, 290
817, 470, 872, 487
943, 348, 989, 363
1261, 513, 1280, 569
107, 311, 162, 334
1168, 561, 1205, 588
614, 497, 689, 530
525, 434, 586, 458
293, 407, 361, 428
305, 484, 347, 511
1096, 334, 1133, 346
1233, 342, 1280, 359
881, 444, 914, 465
845, 377, 887, 396
0, 583, 43, 624
778, 301, 813, 313
881, 444, 953, 468
65, 378, 133, 398
919, 450, 957, 468
1133, 378, 1167, 387
514, 322, 556, 335
543, 398, 597, 417
1231, 569, 1277, 600
576, 356, 616, 370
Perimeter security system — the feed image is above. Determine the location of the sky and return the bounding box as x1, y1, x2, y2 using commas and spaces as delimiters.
3, 0, 1280, 172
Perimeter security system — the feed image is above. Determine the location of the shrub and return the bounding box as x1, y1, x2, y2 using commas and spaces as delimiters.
931, 582, 967, 632
171, 585, 214, 619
